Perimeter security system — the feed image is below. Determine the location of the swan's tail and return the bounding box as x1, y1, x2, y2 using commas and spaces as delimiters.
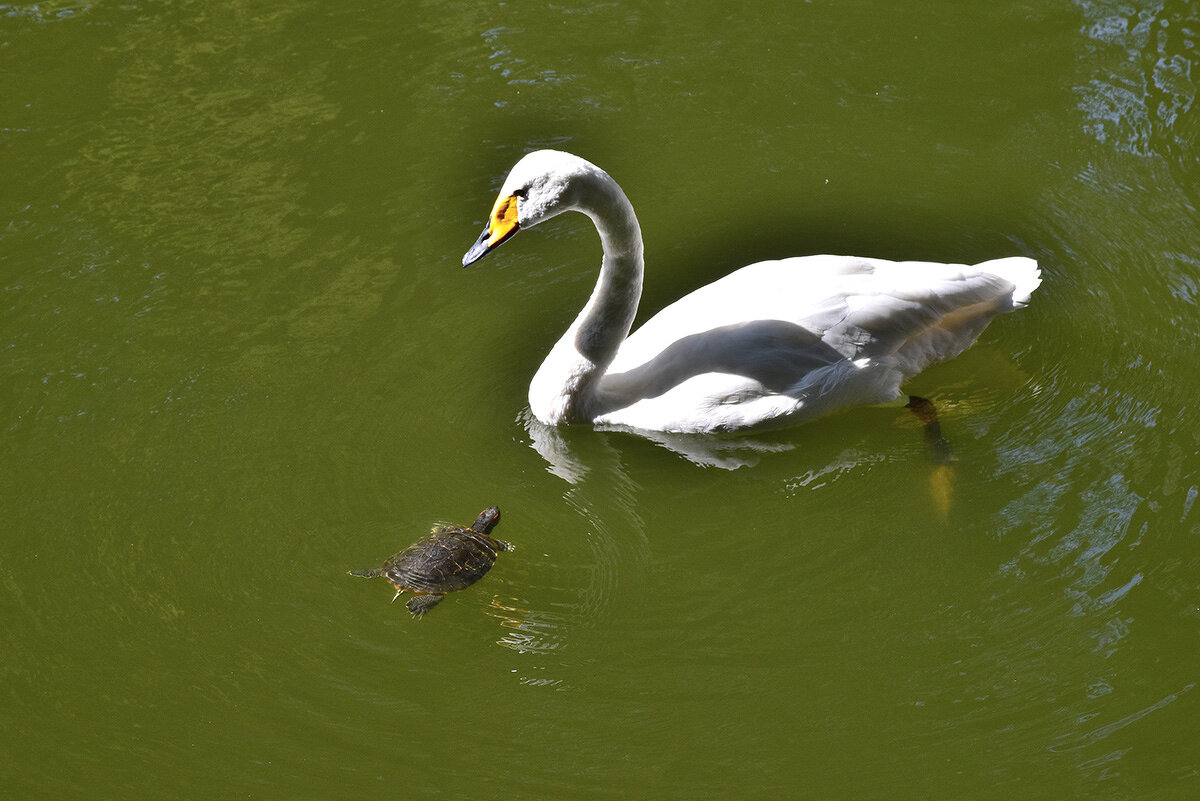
977, 256, 1042, 308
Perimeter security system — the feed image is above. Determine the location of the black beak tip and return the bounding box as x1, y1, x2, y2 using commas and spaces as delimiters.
462, 228, 491, 268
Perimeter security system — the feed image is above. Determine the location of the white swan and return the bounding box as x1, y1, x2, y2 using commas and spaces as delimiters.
463, 150, 1041, 434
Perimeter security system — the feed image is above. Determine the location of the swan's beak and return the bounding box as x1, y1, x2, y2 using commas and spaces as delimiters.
462, 193, 520, 267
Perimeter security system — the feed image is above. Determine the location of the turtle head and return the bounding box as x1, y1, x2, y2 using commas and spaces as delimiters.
472, 506, 501, 535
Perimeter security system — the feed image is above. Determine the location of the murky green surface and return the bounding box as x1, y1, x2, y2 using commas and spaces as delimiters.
3, 1, 1198, 798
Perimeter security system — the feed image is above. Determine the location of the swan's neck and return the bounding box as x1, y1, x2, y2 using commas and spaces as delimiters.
530, 170, 643, 424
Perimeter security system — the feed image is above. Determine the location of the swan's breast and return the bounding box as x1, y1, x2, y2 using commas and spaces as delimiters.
593, 372, 797, 432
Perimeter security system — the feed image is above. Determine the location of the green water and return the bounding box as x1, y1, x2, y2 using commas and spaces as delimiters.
3, 1, 1198, 798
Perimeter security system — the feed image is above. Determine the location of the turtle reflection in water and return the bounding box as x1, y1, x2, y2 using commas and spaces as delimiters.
349, 506, 512, 617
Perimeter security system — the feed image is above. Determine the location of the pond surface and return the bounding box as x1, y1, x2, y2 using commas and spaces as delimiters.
3, 1, 1198, 798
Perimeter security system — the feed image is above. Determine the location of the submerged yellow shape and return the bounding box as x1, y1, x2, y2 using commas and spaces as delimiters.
930, 463, 955, 519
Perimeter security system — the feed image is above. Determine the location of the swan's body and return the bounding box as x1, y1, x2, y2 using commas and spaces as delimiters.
464, 150, 1040, 434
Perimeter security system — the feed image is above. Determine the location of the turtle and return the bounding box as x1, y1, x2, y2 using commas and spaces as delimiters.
349, 506, 511, 617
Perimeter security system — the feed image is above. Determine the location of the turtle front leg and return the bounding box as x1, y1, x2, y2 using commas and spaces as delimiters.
494, 539, 514, 552
406, 594, 445, 617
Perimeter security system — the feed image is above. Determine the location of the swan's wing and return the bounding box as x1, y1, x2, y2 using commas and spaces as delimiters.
594, 255, 1039, 432
820, 257, 1039, 374
612, 255, 1037, 373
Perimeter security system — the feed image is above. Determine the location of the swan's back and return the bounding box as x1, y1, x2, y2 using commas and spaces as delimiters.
612, 255, 1038, 370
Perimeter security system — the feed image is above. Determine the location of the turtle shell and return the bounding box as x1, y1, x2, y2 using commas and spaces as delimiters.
384, 508, 505, 595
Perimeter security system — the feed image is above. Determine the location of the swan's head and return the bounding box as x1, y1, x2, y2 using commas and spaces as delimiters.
462, 150, 600, 267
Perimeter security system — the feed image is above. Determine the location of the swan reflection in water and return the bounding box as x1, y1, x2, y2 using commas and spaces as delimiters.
526, 409, 794, 476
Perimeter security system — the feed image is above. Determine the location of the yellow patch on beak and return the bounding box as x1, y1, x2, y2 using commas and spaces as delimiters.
463, 192, 521, 267
486, 193, 520, 247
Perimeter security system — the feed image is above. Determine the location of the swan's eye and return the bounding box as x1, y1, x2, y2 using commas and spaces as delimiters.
512, 188, 527, 199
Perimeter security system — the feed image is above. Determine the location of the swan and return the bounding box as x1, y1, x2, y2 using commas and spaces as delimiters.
463, 150, 1041, 434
